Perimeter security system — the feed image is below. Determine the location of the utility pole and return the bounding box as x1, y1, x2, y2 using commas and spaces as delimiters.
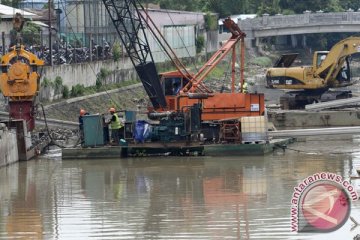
48, 0, 53, 65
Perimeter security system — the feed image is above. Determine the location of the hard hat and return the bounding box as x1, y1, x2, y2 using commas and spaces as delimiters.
80, 109, 86, 116
109, 107, 115, 113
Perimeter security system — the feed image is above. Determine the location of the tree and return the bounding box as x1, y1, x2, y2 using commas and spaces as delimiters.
279, 0, 344, 14
22, 22, 41, 45
1, 0, 23, 8
257, 0, 281, 15
339, 0, 360, 11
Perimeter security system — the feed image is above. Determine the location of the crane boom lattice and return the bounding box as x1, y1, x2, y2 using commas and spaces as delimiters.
102, 0, 167, 108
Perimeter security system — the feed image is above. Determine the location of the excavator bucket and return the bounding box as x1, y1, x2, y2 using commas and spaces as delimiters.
273, 53, 298, 68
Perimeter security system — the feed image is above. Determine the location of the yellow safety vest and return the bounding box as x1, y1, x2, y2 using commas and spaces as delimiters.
110, 113, 123, 129
242, 82, 248, 93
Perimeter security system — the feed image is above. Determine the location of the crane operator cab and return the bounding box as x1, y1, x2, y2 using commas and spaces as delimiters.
161, 71, 190, 96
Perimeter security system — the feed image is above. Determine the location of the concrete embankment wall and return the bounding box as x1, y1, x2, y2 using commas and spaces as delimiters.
268, 110, 360, 128
39, 54, 210, 101
41, 58, 137, 88
0, 123, 18, 167
38, 27, 220, 101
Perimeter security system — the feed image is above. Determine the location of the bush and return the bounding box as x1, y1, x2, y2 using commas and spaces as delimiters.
62, 85, 70, 98
96, 78, 102, 90
112, 41, 122, 61
54, 76, 63, 94
195, 35, 205, 54
204, 13, 218, 31
251, 56, 273, 67
70, 84, 86, 97
96, 68, 111, 89
41, 77, 53, 87
22, 22, 41, 46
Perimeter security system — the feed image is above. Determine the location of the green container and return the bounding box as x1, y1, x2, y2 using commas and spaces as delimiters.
125, 110, 137, 122
83, 114, 105, 147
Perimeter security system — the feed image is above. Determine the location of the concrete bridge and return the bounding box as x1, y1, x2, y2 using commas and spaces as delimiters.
239, 10, 360, 47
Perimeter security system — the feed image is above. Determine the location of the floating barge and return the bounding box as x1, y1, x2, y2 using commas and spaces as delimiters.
62, 110, 295, 160
62, 138, 294, 159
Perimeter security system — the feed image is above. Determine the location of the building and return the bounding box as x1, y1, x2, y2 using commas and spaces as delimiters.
0, 4, 39, 49
61, 0, 208, 60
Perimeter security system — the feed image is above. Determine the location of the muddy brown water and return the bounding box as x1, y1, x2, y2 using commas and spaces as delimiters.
1, 137, 360, 239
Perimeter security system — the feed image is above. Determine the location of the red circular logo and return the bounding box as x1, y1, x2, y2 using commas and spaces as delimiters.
301, 183, 350, 232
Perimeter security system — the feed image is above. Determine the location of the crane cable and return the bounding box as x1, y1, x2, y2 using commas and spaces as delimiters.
163, 9, 199, 72
39, 103, 81, 149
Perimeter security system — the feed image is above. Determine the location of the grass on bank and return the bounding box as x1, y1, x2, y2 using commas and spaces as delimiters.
69, 79, 140, 98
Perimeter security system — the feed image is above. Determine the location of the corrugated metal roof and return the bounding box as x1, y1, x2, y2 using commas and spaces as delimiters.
0, 4, 37, 19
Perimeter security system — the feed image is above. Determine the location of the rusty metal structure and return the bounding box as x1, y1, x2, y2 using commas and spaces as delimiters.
102, 0, 265, 121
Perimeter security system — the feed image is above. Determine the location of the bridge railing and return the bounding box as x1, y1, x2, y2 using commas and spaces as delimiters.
240, 11, 360, 31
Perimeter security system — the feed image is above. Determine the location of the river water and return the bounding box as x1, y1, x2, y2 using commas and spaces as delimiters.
1, 136, 360, 240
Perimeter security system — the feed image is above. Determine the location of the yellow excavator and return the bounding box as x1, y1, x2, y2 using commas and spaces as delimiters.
266, 37, 360, 109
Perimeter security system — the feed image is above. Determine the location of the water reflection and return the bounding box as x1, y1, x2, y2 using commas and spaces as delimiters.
0, 141, 360, 239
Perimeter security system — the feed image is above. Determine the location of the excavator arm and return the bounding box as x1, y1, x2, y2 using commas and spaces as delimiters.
314, 37, 360, 87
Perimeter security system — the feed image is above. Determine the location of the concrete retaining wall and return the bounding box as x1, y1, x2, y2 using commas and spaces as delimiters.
0, 124, 18, 168
39, 57, 138, 101
41, 58, 136, 88
39, 53, 213, 102
268, 110, 360, 128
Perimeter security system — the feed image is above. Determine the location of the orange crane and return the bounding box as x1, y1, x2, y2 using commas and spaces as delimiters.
102, 0, 265, 121
159, 17, 265, 121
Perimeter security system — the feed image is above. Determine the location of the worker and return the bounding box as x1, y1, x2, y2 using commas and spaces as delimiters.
241, 82, 248, 93
78, 109, 88, 143
107, 107, 124, 145
318, 54, 326, 66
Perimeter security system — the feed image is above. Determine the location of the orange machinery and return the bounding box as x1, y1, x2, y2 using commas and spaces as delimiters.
103, 0, 264, 121
0, 44, 44, 131
155, 17, 265, 120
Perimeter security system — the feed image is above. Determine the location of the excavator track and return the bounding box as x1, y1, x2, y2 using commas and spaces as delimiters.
280, 90, 352, 110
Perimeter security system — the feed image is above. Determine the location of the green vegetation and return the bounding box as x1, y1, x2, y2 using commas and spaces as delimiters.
138, 0, 360, 17
41, 77, 54, 88
204, 13, 218, 31
62, 85, 70, 99
206, 61, 229, 79
70, 84, 86, 97
96, 68, 112, 89
40, 74, 139, 99
69, 80, 140, 98
2, 0, 359, 20
22, 22, 41, 46
195, 35, 205, 54
1, 0, 22, 8
250, 56, 272, 67
54, 76, 63, 95
112, 42, 122, 62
